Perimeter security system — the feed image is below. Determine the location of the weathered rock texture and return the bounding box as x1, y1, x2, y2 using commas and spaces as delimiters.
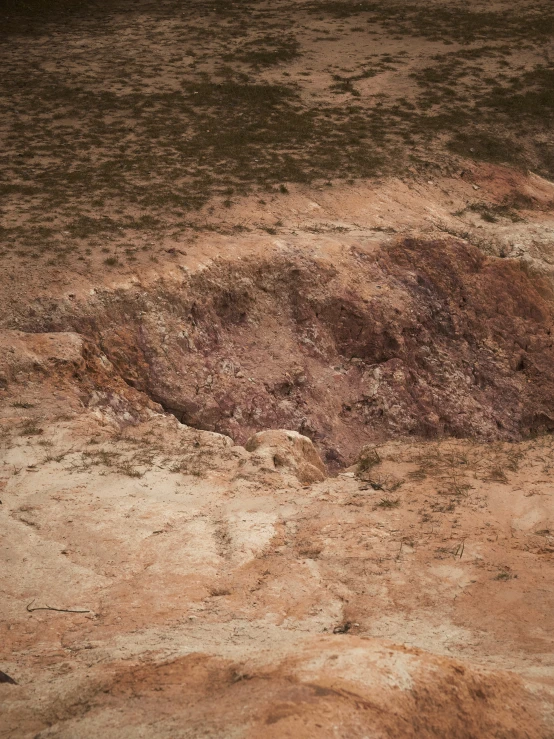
14, 237, 554, 466
241, 429, 327, 484
2, 0, 554, 732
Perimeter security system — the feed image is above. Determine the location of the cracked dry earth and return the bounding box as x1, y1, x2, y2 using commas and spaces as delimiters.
2, 168, 554, 738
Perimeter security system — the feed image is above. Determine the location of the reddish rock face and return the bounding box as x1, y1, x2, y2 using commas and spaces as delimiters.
25, 237, 554, 466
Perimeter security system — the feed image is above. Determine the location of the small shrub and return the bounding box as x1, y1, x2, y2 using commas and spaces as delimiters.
356, 445, 381, 478
118, 460, 143, 478
494, 571, 513, 581
20, 419, 43, 436
488, 466, 508, 483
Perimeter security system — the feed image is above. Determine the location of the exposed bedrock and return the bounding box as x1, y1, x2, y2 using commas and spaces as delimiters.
21, 237, 554, 466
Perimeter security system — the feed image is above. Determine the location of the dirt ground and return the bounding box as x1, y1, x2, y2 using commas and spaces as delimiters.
2, 332, 554, 736
1, 0, 554, 736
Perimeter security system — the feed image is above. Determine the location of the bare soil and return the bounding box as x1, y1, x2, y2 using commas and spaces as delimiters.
1, 0, 554, 736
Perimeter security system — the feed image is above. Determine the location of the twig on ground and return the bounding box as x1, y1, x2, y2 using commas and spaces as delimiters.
26, 600, 90, 614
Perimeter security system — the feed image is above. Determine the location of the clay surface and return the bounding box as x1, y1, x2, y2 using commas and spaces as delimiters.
1, 0, 554, 736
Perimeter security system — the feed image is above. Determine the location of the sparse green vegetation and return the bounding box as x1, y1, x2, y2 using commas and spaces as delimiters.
309, 2, 554, 44
19, 419, 43, 436
488, 466, 509, 484
1, 0, 552, 261
224, 34, 301, 68
464, 202, 524, 224
356, 445, 381, 477
377, 497, 400, 508
494, 571, 514, 581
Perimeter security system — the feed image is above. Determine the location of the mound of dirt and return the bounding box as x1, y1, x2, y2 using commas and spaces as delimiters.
241, 429, 327, 484
16, 641, 547, 739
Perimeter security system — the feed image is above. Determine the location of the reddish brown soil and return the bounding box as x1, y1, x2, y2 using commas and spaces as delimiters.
1, 336, 554, 736
13, 236, 554, 466
1, 0, 554, 735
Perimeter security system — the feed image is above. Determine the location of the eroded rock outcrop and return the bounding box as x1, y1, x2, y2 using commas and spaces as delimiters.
239, 429, 326, 484
16, 237, 554, 466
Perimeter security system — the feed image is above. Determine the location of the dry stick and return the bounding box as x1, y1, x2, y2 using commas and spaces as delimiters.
26, 600, 90, 614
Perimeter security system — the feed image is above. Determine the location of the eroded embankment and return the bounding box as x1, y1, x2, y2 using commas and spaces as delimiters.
2, 240, 554, 738
16, 236, 554, 465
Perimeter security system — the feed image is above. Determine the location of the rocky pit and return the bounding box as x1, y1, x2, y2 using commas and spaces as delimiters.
14, 233, 554, 466
2, 0, 554, 736
3, 178, 554, 737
